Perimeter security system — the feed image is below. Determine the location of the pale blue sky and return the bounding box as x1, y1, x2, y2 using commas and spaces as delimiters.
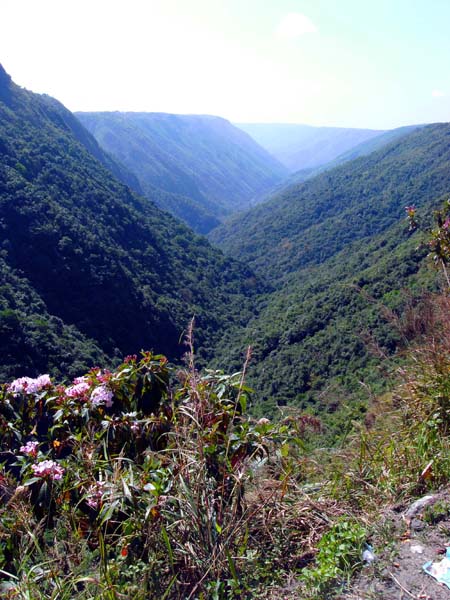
1, 0, 449, 128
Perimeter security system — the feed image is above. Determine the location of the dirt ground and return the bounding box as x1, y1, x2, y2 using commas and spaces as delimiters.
256, 493, 450, 599
342, 493, 450, 600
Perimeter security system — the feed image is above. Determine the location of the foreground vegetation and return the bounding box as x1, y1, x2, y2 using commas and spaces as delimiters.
0, 282, 448, 599
0, 332, 325, 599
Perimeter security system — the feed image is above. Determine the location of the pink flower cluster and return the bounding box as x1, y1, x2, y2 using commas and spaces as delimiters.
93, 369, 112, 384
66, 377, 90, 398
31, 460, 65, 480
20, 440, 39, 458
124, 355, 137, 364
86, 481, 106, 509
8, 374, 51, 395
90, 385, 113, 408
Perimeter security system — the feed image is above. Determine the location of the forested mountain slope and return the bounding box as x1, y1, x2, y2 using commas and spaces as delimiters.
0, 256, 109, 380
236, 122, 385, 171
0, 64, 260, 378
76, 111, 288, 233
210, 123, 450, 415
212, 219, 434, 416
211, 123, 450, 283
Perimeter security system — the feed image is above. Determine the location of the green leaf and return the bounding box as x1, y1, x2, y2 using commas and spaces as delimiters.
161, 526, 174, 571
280, 442, 289, 458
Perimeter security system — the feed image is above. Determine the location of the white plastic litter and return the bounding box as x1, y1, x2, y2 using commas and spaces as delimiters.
405, 495, 437, 519
423, 548, 450, 589
362, 544, 376, 564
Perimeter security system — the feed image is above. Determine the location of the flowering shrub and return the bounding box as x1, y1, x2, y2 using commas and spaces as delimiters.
0, 347, 319, 599
31, 459, 65, 480
90, 384, 113, 407
65, 379, 90, 397
7, 374, 51, 395
85, 480, 106, 509
406, 198, 450, 288
19, 440, 39, 457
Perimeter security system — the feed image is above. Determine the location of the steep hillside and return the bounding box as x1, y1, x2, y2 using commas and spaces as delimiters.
76, 111, 288, 232
0, 257, 108, 380
236, 122, 385, 171
210, 124, 450, 413
211, 123, 450, 282
0, 65, 260, 377
324, 124, 421, 165
212, 219, 434, 416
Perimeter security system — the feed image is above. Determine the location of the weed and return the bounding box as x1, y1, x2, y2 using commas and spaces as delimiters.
301, 518, 367, 598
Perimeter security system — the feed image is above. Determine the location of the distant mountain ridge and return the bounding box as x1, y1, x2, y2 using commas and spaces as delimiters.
76, 111, 288, 233
277, 124, 423, 189
236, 122, 386, 172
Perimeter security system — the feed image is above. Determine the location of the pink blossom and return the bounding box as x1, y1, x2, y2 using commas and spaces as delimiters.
34, 374, 52, 389
8, 374, 51, 395
90, 385, 113, 408
97, 370, 112, 384
86, 481, 106, 509
20, 440, 39, 458
8, 377, 32, 394
443, 218, 450, 230
66, 381, 90, 398
31, 460, 65, 480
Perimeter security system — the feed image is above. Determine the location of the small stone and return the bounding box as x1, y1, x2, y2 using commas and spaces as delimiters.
410, 518, 425, 531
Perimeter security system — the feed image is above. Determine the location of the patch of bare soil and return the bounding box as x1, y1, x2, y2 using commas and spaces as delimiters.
342, 493, 450, 600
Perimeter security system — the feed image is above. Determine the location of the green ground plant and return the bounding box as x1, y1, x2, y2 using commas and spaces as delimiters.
301, 519, 367, 598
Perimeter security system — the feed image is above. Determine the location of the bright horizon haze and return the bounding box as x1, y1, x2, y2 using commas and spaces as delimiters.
1, 0, 450, 129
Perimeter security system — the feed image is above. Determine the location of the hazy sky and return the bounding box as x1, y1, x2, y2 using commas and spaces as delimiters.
1, 0, 450, 128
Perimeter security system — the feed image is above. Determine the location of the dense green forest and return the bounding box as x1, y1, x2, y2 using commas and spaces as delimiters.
209, 124, 450, 417
77, 111, 287, 233
211, 123, 450, 280
0, 64, 260, 379
212, 220, 435, 421
0, 256, 108, 379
